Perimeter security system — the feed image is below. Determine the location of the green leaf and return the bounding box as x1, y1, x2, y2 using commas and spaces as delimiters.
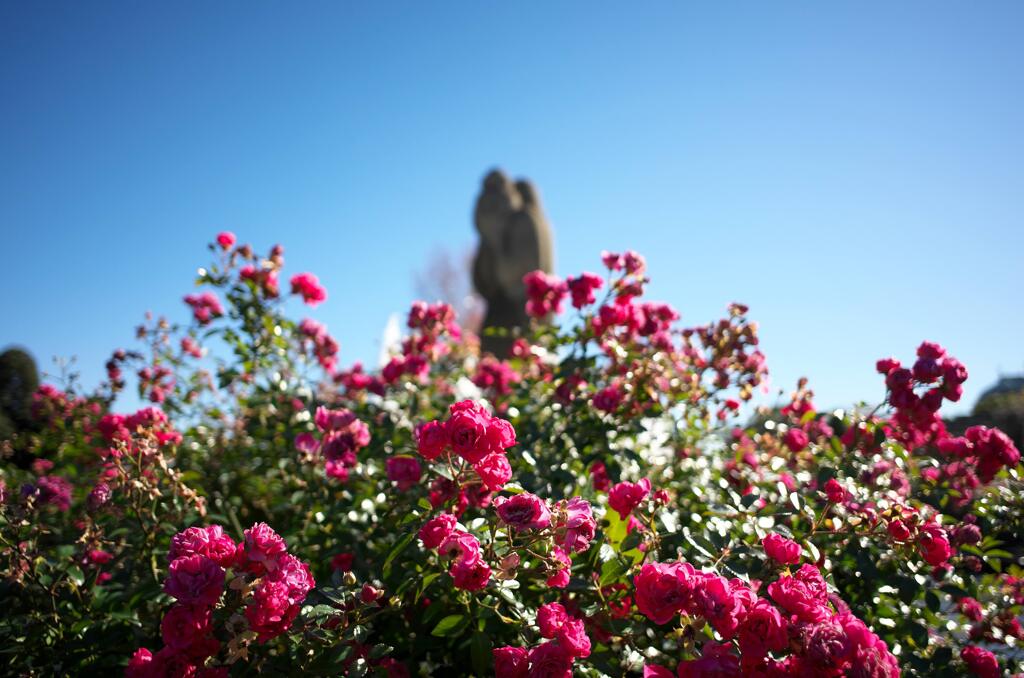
620, 531, 644, 553
382, 531, 417, 578
909, 621, 929, 648
599, 558, 628, 586
431, 614, 468, 637
470, 631, 490, 675
66, 566, 85, 587
350, 625, 370, 643
894, 576, 918, 604
605, 509, 628, 545
417, 572, 442, 601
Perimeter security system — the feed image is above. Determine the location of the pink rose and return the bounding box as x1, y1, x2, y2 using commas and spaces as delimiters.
360, 583, 382, 603
875, 357, 900, 374
160, 604, 213, 651
738, 599, 787, 659
824, 478, 847, 504
419, 514, 458, 549
526, 641, 573, 678
125, 648, 153, 678
314, 406, 359, 433
169, 525, 238, 568
801, 619, 849, 670
243, 522, 288, 573
245, 579, 299, 641
294, 432, 319, 457
767, 564, 830, 623
592, 385, 623, 413
762, 533, 801, 565
151, 648, 199, 677
958, 597, 983, 622
783, 427, 809, 452
567, 272, 603, 309
556, 617, 591, 659
331, 552, 354, 572
692, 573, 746, 639
325, 460, 349, 481
634, 561, 696, 625
484, 417, 517, 453
607, 478, 651, 519
676, 641, 739, 677
537, 602, 569, 638
450, 558, 491, 591
495, 493, 550, 531
473, 453, 512, 492
386, 456, 423, 491
416, 420, 449, 460
917, 340, 946, 360
590, 462, 610, 492
290, 272, 327, 307
268, 553, 315, 603
918, 523, 953, 566
88, 549, 113, 565
493, 646, 529, 678
447, 407, 490, 463
438, 530, 481, 565
554, 497, 596, 553
164, 555, 225, 606
961, 645, 1000, 678
546, 547, 571, 589
523, 270, 568, 318
215, 231, 235, 250
887, 519, 911, 542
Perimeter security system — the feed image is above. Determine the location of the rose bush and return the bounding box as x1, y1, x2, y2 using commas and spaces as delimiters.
1, 234, 1022, 676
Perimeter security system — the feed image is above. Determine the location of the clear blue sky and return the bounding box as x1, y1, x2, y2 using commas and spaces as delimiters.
2, 2, 1022, 414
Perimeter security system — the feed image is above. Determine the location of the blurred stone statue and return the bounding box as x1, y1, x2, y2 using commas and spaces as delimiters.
472, 169, 554, 357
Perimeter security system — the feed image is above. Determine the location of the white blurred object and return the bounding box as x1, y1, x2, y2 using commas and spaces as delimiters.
378, 313, 403, 367
454, 376, 483, 402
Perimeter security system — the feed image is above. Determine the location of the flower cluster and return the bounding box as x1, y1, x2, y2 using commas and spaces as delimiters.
137, 364, 175, 403
127, 522, 313, 676
607, 478, 652, 520
289, 272, 327, 307
879, 506, 954, 567
380, 302, 461, 386
127, 527, 231, 676
239, 262, 280, 299
181, 336, 203, 359
416, 400, 516, 493
491, 492, 595, 587
523, 270, 568, 318
473, 356, 522, 398
23, 474, 73, 511
418, 513, 492, 591
938, 425, 1020, 484
183, 292, 224, 326
241, 523, 315, 641
97, 406, 183, 450
295, 406, 371, 481
7, 237, 1024, 676
566, 271, 604, 309
637, 560, 900, 676
876, 341, 967, 448
298, 318, 340, 374
493, 602, 592, 677
333, 360, 385, 396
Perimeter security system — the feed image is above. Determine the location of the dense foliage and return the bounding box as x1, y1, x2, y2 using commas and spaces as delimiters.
1, 233, 1022, 677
